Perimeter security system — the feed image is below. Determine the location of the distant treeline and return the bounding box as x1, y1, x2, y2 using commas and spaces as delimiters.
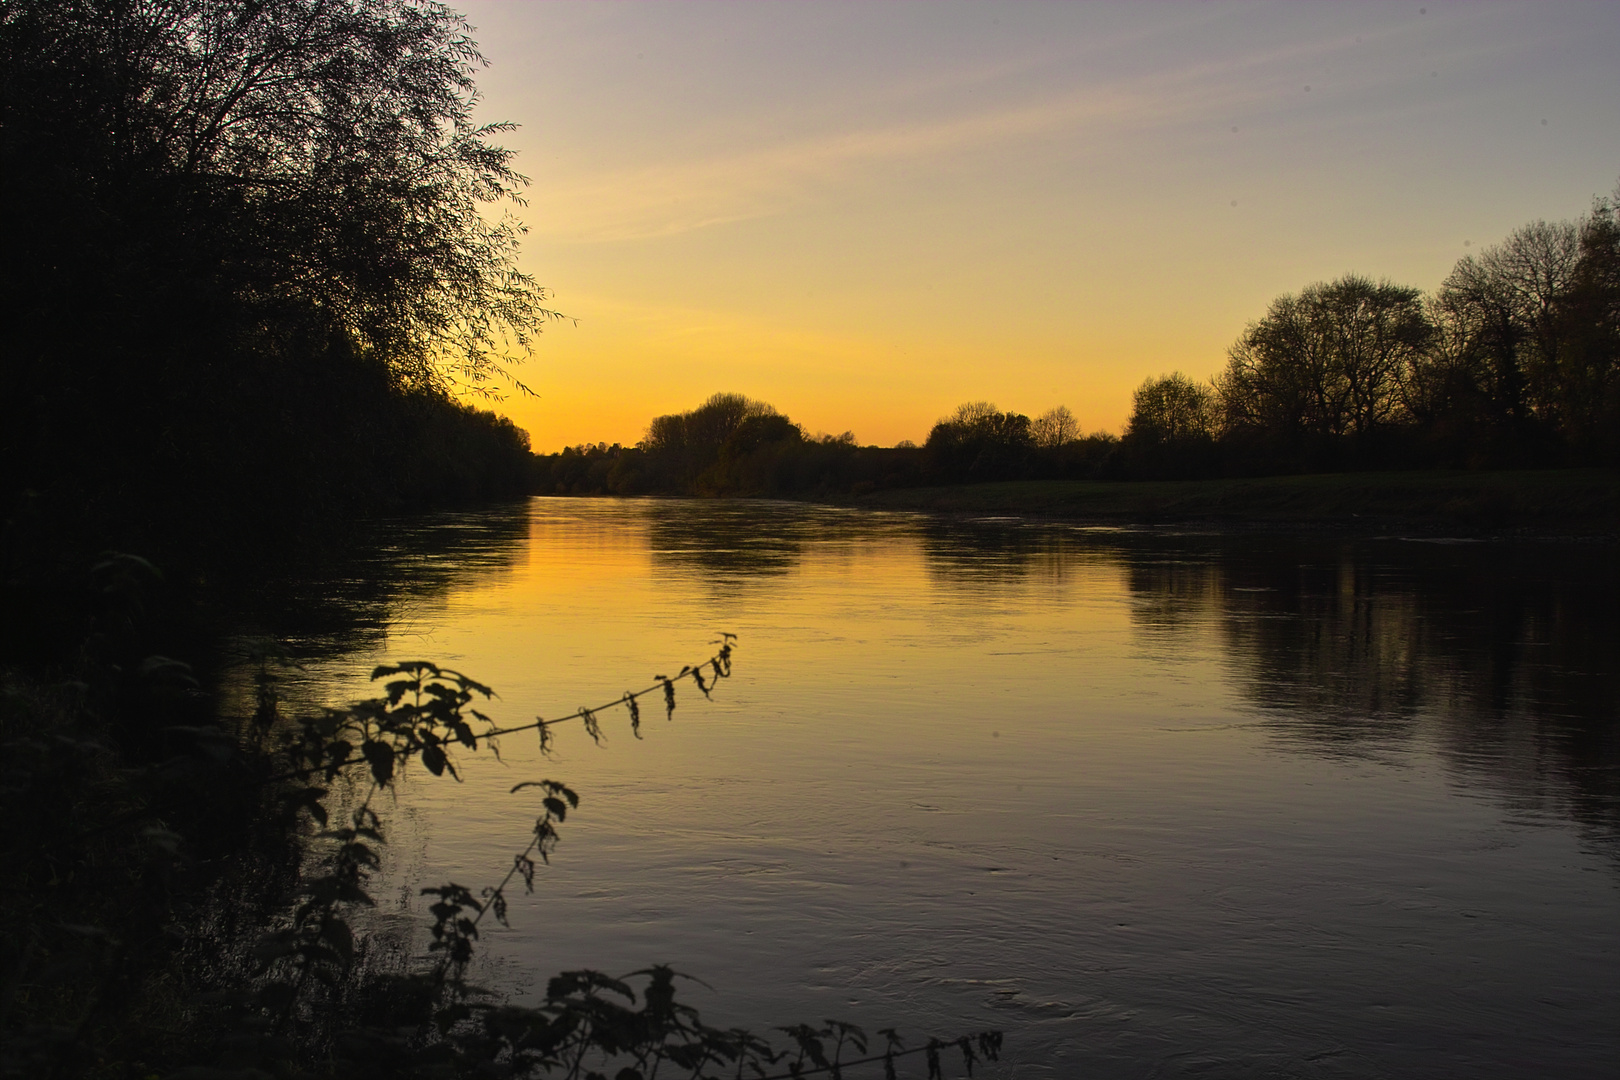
541, 193, 1620, 498
1122, 194, 1620, 477
1, 0, 551, 572
534, 394, 1122, 497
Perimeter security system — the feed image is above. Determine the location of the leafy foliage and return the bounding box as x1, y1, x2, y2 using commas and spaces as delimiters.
923, 404, 1036, 484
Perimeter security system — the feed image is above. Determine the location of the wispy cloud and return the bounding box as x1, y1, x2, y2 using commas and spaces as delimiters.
528, 12, 1506, 244
533, 94, 1134, 242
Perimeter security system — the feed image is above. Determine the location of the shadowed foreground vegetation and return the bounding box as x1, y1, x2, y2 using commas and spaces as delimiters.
1, 554, 1000, 1079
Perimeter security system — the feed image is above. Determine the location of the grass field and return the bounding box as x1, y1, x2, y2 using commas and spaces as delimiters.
850, 469, 1620, 535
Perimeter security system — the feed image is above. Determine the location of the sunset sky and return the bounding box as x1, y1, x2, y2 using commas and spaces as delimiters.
456, 1, 1620, 451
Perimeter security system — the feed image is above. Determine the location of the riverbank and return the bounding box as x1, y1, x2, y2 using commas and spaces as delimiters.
847, 469, 1620, 536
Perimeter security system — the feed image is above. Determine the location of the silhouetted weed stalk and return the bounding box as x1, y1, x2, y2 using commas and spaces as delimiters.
245, 637, 1001, 1079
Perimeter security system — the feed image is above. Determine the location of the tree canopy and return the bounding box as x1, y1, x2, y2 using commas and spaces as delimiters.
2, 0, 555, 391
1218, 276, 1430, 445
1126, 373, 1215, 445
1133, 193, 1620, 476
924, 402, 1036, 482
1, 0, 555, 556
1032, 405, 1081, 449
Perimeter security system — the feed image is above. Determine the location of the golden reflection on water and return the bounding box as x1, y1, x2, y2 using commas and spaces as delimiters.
248, 499, 1618, 1079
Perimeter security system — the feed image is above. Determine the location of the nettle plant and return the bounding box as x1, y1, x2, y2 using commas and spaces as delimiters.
245, 638, 1001, 1080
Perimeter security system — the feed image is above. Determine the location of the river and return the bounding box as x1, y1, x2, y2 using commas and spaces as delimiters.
224, 497, 1618, 1078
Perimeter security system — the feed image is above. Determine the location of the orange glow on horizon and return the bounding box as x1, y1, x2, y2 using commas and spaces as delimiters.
446, 2, 1620, 453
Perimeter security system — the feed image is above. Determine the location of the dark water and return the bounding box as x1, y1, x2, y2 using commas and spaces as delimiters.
227, 498, 1619, 1078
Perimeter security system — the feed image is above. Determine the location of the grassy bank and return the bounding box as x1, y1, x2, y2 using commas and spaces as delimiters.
849, 469, 1620, 534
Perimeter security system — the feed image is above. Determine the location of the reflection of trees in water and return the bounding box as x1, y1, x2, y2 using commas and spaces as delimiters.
231, 502, 1617, 856
916, 519, 1107, 595
213, 500, 533, 675
644, 505, 1106, 594
1120, 534, 1620, 854
1215, 548, 1429, 748
644, 500, 812, 578
1124, 549, 1226, 635
1394, 544, 1619, 848
201, 502, 531, 730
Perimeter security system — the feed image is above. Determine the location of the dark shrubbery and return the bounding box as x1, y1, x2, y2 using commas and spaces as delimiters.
1, 559, 1002, 1078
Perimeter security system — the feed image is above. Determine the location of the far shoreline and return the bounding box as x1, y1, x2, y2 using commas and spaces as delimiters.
826, 468, 1620, 540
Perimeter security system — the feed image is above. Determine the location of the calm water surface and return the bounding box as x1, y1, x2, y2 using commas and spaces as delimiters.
232, 498, 1619, 1078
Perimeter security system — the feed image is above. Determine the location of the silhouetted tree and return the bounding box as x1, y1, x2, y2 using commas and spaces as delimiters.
1127, 374, 1215, 444
1427, 220, 1581, 448
1120, 374, 1218, 477
685, 393, 783, 452
1032, 405, 1081, 449
1, 0, 555, 559
1401, 198, 1620, 466
1556, 194, 1620, 460
924, 402, 1035, 483
2, 0, 556, 390
1218, 275, 1430, 466
537, 396, 938, 498
636, 393, 793, 491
